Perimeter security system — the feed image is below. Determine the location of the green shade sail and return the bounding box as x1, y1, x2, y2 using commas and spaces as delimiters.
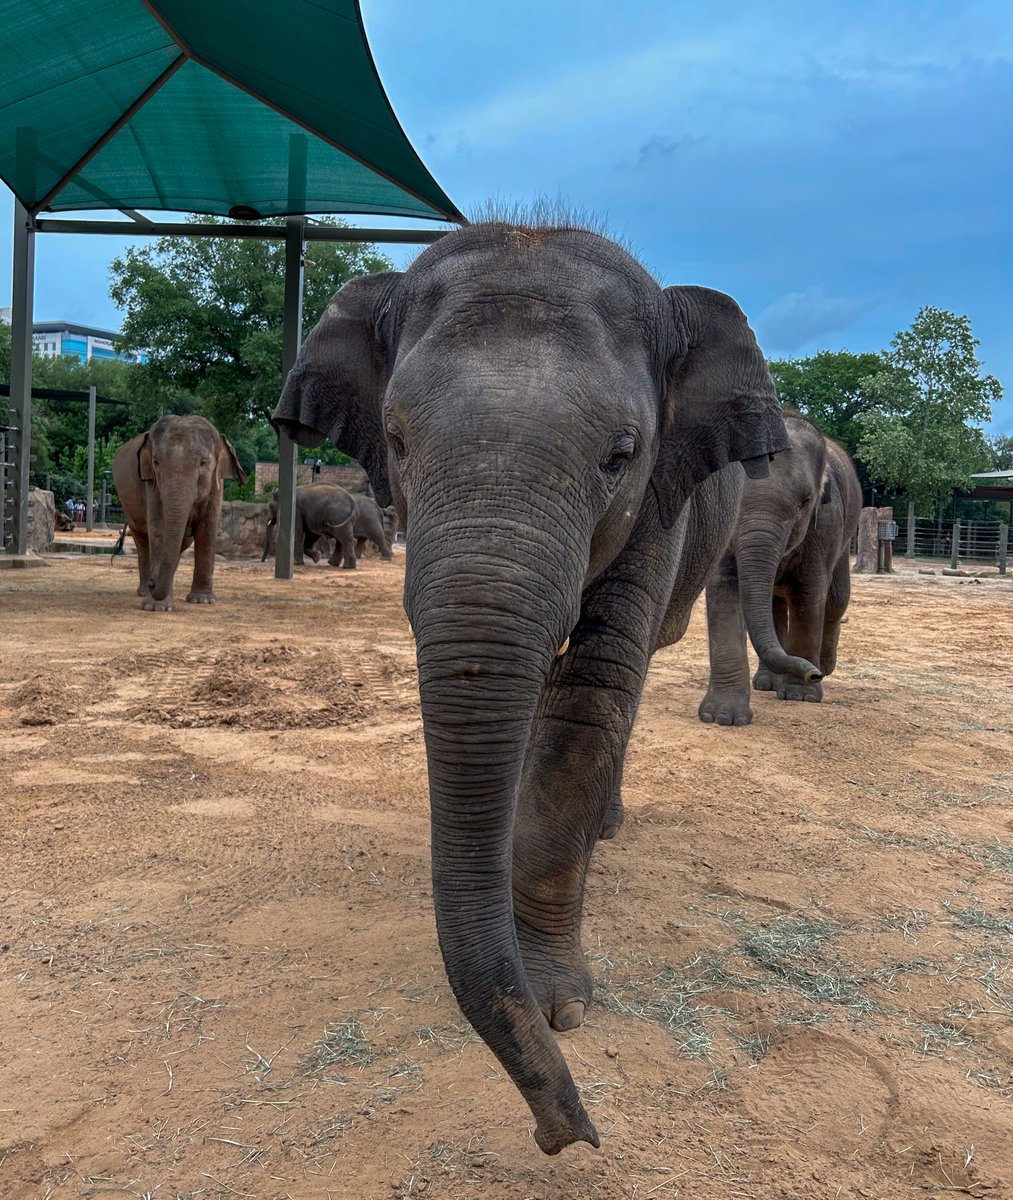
0, 0, 462, 222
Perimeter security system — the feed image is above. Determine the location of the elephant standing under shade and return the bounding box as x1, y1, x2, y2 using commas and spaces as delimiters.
699, 413, 863, 725
273, 220, 790, 1155
261, 483, 391, 567
111, 414, 245, 612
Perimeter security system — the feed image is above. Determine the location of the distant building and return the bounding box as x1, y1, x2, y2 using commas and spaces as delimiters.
0, 308, 146, 364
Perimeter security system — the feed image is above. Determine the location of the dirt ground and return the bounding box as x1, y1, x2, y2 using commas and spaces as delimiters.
2, 552, 1012, 1200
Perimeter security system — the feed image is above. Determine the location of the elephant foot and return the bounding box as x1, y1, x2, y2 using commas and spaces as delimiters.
308, 548, 322, 563
599, 797, 625, 840
342, 558, 358, 570
699, 688, 753, 726
776, 679, 824, 702
136, 585, 150, 598
186, 591, 216, 605
517, 926, 593, 1032
142, 597, 175, 612
752, 667, 776, 691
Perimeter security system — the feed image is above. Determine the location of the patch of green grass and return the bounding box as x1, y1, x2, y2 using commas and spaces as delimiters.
943, 903, 1013, 936
598, 956, 716, 1058
301, 1015, 373, 1081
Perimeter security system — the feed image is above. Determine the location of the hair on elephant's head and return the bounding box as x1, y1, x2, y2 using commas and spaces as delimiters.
273, 221, 788, 1153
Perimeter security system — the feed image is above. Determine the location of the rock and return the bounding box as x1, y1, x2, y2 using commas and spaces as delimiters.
216, 500, 270, 559
27, 487, 56, 552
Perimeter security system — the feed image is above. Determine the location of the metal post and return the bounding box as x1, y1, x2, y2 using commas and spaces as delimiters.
86, 384, 96, 532
999, 523, 1008, 577
950, 521, 960, 570
8, 199, 35, 555
275, 213, 305, 580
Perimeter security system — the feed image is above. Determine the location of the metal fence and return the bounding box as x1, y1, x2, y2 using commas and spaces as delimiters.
893, 517, 1008, 563
1, 403, 15, 551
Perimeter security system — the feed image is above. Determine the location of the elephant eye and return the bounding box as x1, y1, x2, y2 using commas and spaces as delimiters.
600, 434, 636, 477
386, 424, 407, 463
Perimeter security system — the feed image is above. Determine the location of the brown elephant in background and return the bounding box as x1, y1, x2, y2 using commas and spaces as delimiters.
699, 412, 862, 725
111, 415, 246, 612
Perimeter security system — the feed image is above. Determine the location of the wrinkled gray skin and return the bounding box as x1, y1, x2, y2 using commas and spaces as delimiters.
261, 483, 391, 566
111, 415, 245, 612
700, 415, 863, 725
273, 222, 789, 1155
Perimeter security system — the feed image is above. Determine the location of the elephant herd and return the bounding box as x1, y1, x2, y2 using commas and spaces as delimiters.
110, 421, 393, 612
115, 220, 862, 1154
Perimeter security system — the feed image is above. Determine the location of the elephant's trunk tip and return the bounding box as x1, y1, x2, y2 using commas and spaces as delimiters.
804, 665, 824, 684
534, 1105, 600, 1156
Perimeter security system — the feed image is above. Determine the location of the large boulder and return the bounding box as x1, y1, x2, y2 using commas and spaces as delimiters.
216, 500, 269, 559
27, 487, 56, 553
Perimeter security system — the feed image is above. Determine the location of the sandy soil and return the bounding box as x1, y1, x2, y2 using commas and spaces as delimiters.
2, 552, 1011, 1200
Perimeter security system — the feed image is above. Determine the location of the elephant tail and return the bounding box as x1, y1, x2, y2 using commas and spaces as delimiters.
111, 524, 128, 557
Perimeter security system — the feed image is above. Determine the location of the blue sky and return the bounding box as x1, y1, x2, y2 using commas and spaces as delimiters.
2, 0, 1009, 430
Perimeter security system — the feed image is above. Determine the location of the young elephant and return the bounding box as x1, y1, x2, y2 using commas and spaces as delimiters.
273, 220, 790, 1154
699, 413, 862, 725
260, 483, 383, 567
111, 415, 245, 612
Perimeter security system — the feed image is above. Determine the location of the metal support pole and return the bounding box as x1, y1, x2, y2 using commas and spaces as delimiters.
7, 199, 35, 555
275, 213, 305, 580
86, 384, 96, 532
950, 521, 960, 570
999, 523, 1008, 577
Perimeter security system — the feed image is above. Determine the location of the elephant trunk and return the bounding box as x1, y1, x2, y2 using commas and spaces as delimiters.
151, 493, 194, 601
408, 516, 596, 1156
736, 529, 822, 682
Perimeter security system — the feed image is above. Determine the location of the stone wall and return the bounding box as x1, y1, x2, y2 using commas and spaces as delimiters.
254, 462, 370, 496
216, 500, 269, 559
27, 487, 56, 553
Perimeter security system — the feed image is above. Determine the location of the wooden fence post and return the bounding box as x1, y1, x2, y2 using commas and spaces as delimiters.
950, 521, 960, 570
999, 523, 1008, 576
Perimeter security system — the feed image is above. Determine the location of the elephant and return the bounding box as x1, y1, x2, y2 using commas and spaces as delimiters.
699, 413, 863, 725
111, 414, 245, 611
260, 483, 389, 567
272, 219, 790, 1155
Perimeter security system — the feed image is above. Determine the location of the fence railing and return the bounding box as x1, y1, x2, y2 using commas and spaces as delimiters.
893, 517, 1009, 565
1, 406, 15, 552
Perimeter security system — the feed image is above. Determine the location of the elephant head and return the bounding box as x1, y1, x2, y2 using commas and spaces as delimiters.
262, 497, 279, 561
734, 413, 830, 681
273, 223, 788, 1153
138, 415, 244, 601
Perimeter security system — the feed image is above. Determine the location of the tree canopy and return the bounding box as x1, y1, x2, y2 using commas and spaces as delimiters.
110, 216, 393, 432
854, 307, 1001, 512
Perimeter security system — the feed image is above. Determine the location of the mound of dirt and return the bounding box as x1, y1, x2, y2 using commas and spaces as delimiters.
127, 645, 381, 730
10, 674, 75, 726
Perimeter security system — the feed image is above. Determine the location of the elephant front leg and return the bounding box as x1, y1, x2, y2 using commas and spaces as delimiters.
699, 555, 752, 725
513, 564, 669, 1030
777, 584, 827, 701
186, 508, 218, 605
819, 552, 851, 678
753, 595, 788, 691
133, 530, 153, 602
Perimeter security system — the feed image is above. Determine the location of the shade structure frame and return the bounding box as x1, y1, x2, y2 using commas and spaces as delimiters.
1, 0, 464, 224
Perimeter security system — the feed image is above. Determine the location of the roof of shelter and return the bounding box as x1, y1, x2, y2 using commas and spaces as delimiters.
0, 0, 462, 223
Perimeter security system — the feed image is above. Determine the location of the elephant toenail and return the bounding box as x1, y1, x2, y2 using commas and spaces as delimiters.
551, 1001, 585, 1031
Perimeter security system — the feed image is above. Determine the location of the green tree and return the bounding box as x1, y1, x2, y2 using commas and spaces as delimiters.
767, 350, 885, 459
109, 217, 393, 435
987, 433, 1013, 472
855, 307, 1001, 516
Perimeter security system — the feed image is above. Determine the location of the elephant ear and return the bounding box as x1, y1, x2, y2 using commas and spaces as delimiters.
272, 271, 403, 507
218, 435, 247, 484
652, 286, 791, 529
137, 432, 154, 482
